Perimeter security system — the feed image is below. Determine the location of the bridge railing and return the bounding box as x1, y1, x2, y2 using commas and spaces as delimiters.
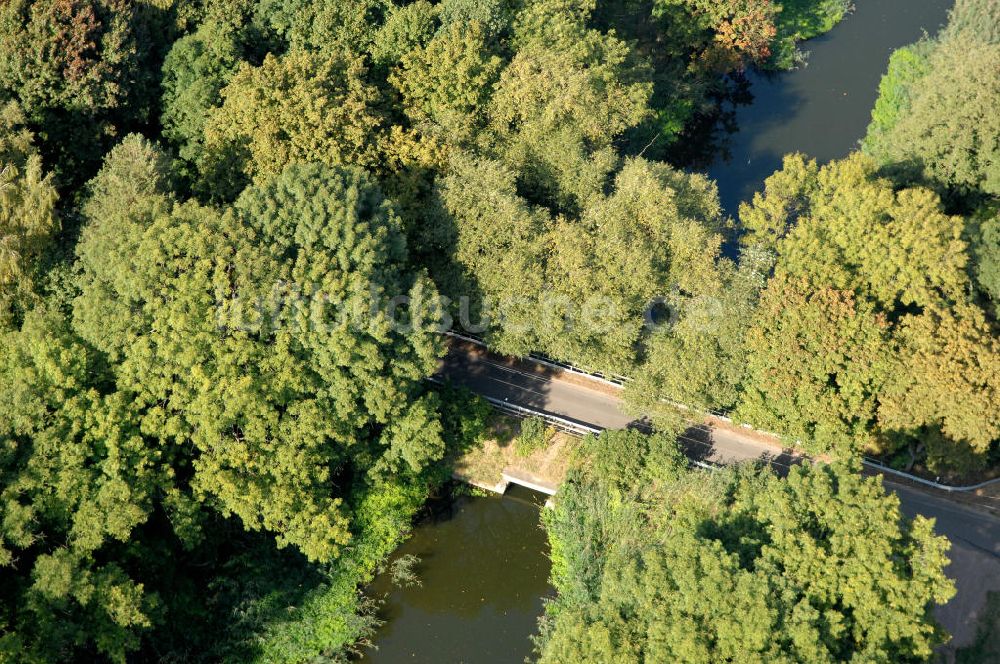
441, 331, 1000, 493
479, 395, 719, 474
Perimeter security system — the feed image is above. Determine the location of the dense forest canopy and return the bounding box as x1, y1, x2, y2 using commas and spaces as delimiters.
0, 0, 995, 660
537, 430, 954, 663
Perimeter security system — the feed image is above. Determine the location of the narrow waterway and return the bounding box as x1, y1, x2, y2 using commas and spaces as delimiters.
360, 486, 552, 663
709, 0, 953, 217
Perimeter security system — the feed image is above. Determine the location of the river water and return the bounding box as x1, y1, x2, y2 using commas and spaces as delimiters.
708, 0, 953, 217
360, 486, 552, 663
362, 2, 954, 661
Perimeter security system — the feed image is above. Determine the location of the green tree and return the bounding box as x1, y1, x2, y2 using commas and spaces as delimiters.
971, 210, 1000, 314
202, 48, 388, 198
652, 0, 780, 70
864, 39, 1000, 197
256, 0, 387, 55
160, 18, 244, 188
538, 431, 955, 663
489, 0, 652, 210
370, 0, 439, 66
737, 275, 891, 455
436, 151, 549, 357
515, 416, 551, 457
879, 303, 1000, 471
627, 244, 770, 416
862, 42, 933, 165
738, 153, 999, 470
0, 309, 161, 662
75, 140, 445, 561
439, 154, 724, 373
390, 20, 502, 146
438, 0, 516, 40
0, 0, 165, 179
0, 0, 149, 115
942, 0, 1000, 44
541, 158, 724, 371
0, 102, 58, 326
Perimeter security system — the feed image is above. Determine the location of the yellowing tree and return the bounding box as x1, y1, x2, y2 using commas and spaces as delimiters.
203, 48, 387, 197
0, 102, 58, 325
739, 153, 1000, 470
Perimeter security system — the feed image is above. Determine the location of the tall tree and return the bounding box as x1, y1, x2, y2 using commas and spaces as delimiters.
75, 138, 445, 561
626, 244, 770, 416
738, 153, 999, 470
942, 0, 1000, 44
0, 309, 161, 662
390, 21, 503, 146
256, 0, 388, 55
0, 102, 58, 326
971, 210, 1000, 315
160, 18, 245, 190
538, 430, 955, 663
439, 153, 724, 373
738, 275, 891, 455
370, 0, 439, 66
0, 0, 165, 178
864, 39, 1000, 197
202, 48, 388, 199
488, 0, 652, 211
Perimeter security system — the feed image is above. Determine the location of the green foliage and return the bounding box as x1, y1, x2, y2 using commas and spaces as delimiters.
0, 0, 987, 658
436, 382, 492, 457
738, 152, 820, 251
627, 244, 770, 415
490, 0, 652, 209
878, 303, 1000, 471
160, 19, 244, 187
0, 136, 464, 661
0, 309, 161, 661
865, 38, 1000, 197
650, 0, 847, 72
0, 0, 149, 115
370, 0, 439, 66
652, 0, 780, 70
203, 48, 388, 198
515, 416, 552, 457
972, 210, 1000, 314
388, 553, 422, 588
770, 0, 850, 67
441, 154, 724, 373
390, 20, 503, 145
75, 143, 445, 562
0, 104, 58, 324
943, 0, 1000, 44
256, 0, 387, 55
253, 477, 429, 663
738, 275, 891, 455
738, 153, 1000, 469
862, 42, 933, 164
0, 0, 170, 180
439, 0, 516, 40
539, 436, 955, 663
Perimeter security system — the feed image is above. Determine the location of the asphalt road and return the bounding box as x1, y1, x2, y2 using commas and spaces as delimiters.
436, 340, 1000, 652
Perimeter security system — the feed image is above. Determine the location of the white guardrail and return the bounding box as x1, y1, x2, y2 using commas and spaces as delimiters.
483, 394, 718, 473
441, 331, 1000, 492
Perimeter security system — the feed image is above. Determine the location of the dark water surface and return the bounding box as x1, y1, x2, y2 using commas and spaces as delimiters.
360, 486, 552, 663
708, 0, 954, 217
